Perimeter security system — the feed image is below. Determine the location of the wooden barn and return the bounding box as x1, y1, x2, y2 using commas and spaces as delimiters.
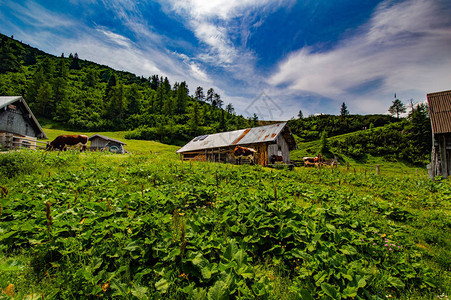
88, 134, 126, 153
0, 96, 47, 150
428, 89, 451, 179
176, 122, 297, 166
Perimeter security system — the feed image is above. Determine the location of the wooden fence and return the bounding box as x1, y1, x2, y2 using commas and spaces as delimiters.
0, 133, 47, 150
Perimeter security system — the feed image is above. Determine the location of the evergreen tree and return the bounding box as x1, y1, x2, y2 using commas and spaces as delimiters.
195, 86, 205, 101
252, 113, 259, 127
206, 88, 214, 104
219, 110, 226, 130
162, 77, 171, 93
127, 84, 142, 115
84, 69, 98, 87
150, 75, 160, 90
225, 103, 235, 115
175, 81, 188, 114
0, 37, 21, 73
189, 100, 200, 134
319, 130, 329, 154
35, 82, 54, 117
298, 109, 303, 119
104, 74, 117, 102
23, 50, 37, 66
340, 102, 349, 117
389, 99, 406, 118
55, 96, 74, 122
162, 96, 174, 115
26, 66, 45, 104
70, 53, 81, 70
107, 84, 126, 121
213, 93, 223, 109
152, 84, 166, 114
52, 59, 68, 115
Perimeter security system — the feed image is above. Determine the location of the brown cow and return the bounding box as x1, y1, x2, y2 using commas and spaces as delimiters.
47, 135, 88, 151
234, 146, 256, 164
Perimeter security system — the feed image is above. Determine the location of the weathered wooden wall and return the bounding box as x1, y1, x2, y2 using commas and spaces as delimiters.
0, 105, 38, 138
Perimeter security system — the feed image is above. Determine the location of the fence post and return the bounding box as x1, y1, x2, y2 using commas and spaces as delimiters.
376, 165, 380, 176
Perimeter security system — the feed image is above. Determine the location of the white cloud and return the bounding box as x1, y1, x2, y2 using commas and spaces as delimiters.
98, 29, 133, 48
269, 0, 451, 114
160, 0, 292, 67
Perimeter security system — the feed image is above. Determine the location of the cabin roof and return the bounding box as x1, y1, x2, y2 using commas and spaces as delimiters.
176, 122, 296, 153
88, 134, 127, 145
427, 89, 451, 134
0, 96, 48, 139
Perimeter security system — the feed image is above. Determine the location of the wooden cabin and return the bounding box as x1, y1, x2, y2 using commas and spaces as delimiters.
88, 134, 126, 153
0, 96, 47, 150
176, 122, 297, 166
428, 90, 451, 179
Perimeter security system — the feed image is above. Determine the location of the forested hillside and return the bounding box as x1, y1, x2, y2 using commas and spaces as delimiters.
0, 33, 255, 145
288, 114, 399, 142
288, 106, 432, 165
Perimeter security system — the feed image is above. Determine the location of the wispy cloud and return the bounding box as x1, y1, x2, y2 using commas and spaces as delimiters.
160, 0, 292, 67
269, 0, 451, 114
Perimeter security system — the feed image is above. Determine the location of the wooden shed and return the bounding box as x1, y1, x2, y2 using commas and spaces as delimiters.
428, 90, 451, 179
88, 134, 127, 153
176, 122, 297, 166
0, 96, 47, 150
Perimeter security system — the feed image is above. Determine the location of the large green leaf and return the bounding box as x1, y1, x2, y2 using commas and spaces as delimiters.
208, 281, 227, 300
155, 278, 171, 294
321, 282, 340, 300
388, 276, 405, 289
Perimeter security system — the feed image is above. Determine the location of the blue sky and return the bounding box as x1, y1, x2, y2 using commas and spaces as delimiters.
1, 0, 451, 120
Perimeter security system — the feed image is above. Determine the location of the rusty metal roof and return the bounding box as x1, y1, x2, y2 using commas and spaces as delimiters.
427, 90, 451, 134
176, 122, 296, 153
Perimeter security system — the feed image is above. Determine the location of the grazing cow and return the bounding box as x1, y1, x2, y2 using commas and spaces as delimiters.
270, 155, 284, 164
234, 146, 256, 164
47, 135, 88, 152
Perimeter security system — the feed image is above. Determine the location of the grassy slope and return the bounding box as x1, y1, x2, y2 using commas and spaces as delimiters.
0, 128, 449, 299
41, 127, 180, 155
291, 129, 427, 176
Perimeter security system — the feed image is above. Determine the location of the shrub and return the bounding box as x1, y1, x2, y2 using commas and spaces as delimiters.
0, 151, 40, 178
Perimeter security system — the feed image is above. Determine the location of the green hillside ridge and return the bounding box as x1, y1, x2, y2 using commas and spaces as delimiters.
290, 106, 431, 166
1, 33, 433, 165
0, 33, 257, 146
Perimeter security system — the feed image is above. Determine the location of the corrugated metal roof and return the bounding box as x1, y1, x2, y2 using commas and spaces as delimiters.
176, 122, 291, 153
0, 96, 22, 108
88, 134, 127, 145
0, 96, 48, 139
427, 90, 451, 134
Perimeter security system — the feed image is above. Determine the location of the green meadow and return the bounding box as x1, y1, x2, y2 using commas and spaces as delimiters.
0, 128, 449, 299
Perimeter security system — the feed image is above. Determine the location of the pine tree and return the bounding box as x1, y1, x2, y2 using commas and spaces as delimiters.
213, 93, 223, 109
319, 130, 329, 154
70, 53, 81, 70
127, 84, 142, 115
84, 69, 98, 87
175, 81, 188, 114
388, 99, 406, 118
35, 82, 54, 117
225, 103, 235, 115
206, 88, 214, 104
0, 37, 21, 73
150, 75, 160, 90
340, 102, 349, 117
195, 86, 205, 101
26, 66, 45, 104
189, 100, 200, 134
298, 109, 303, 119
